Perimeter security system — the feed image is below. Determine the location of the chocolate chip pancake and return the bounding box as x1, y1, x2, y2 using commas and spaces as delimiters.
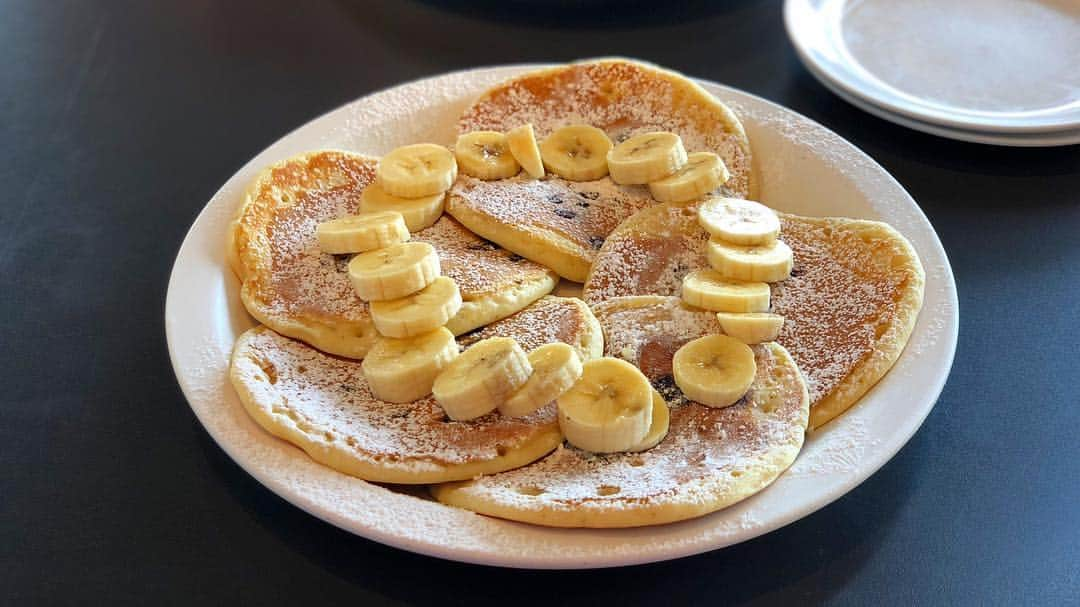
230, 296, 603, 484
228, 150, 557, 358
432, 296, 808, 528
582, 202, 925, 429
446, 59, 754, 282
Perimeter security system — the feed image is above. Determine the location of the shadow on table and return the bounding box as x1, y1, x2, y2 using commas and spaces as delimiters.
200, 427, 921, 605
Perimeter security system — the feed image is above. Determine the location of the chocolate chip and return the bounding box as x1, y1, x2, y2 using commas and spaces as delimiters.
554, 208, 577, 219
466, 240, 498, 252
589, 236, 605, 250
576, 200, 590, 208
579, 191, 600, 200
652, 375, 688, 406
546, 194, 564, 204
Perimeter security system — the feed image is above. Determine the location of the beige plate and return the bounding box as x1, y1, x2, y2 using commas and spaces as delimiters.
166, 63, 958, 568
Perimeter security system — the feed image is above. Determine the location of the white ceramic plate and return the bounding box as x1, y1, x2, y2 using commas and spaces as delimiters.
785, 0, 1080, 145
165, 64, 959, 569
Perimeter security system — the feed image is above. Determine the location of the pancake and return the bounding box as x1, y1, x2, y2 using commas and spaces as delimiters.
447, 59, 754, 282
457, 295, 604, 362
582, 202, 926, 429
432, 296, 809, 528
229, 150, 557, 358
229, 296, 603, 485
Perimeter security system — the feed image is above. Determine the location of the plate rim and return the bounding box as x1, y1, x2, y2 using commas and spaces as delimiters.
783, 0, 1080, 137
166, 63, 959, 568
794, 45, 1080, 147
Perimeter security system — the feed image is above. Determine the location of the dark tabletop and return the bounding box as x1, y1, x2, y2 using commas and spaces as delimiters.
4, 0, 1079, 604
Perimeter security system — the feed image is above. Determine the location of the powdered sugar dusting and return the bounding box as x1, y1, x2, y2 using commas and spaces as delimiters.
458, 296, 591, 359
448, 317, 806, 513
449, 174, 655, 252
585, 207, 911, 407
250, 153, 376, 321
788, 417, 879, 477
241, 152, 552, 324
772, 218, 906, 404
458, 61, 751, 197
584, 203, 709, 305
595, 296, 720, 375
415, 215, 552, 296
236, 327, 555, 466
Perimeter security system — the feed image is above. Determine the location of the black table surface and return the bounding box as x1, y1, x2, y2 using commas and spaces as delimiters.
4, 0, 1079, 604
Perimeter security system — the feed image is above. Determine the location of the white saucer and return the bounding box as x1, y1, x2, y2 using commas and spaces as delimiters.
166, 64, 959, 568
785, 0, 1080, 146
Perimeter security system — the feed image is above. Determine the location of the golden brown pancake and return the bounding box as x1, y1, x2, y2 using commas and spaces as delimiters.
229, 150, 557, 358
432, 296, 808, 528
447, 59, 754, 282
457, 295, 603, 362
229, 296, 603, 485
582, 202, 925, 429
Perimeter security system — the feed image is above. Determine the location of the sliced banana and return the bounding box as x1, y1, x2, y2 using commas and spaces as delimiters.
681, 269, 770, 312
361, 328, 459, 403
348, 241, 439, 302
505, 123, 544, 179
648, 152, 730, 203
369, 276, 462, 339
455, 131, 521, 180
359, 183, 445, 233
433, 337, 532, 421
672, 334, 756, 408
539, 125, 613, 181
376, 143, 457, 198
707, 238, 794, 283
315, 211, 409, 254
716, 312, 784, 345
500, 343, 584, 418
698, 197, 781, 246
606, 131, 687, 185
627, 390, 670, 452
557, 357, 653, 454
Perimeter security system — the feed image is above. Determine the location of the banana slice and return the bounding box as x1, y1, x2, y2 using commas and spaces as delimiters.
539, 125, 613, 181
359, 183, 445, 233
455, 131, 521, 180
606, 131, 687, 185
648, 152, 730, 203
315, 211, 409, 254
716, 312, 784, 345
627, 390, 670, 452
376, 143, 457, 198
500, 343, 584, 418
433, 337, 532, 421
681, 269, 771, 312
557, 357, 653, 453
707, 238, 794, 283
698, 197, 781, 246
348, 241, 439, 302
369, 276, 463, 339
672, 335, 756, 408
361, 328, 459, 403
506, 123, 544, 179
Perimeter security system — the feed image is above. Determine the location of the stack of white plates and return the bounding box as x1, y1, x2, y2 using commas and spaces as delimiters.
784, 0, 1080, 146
